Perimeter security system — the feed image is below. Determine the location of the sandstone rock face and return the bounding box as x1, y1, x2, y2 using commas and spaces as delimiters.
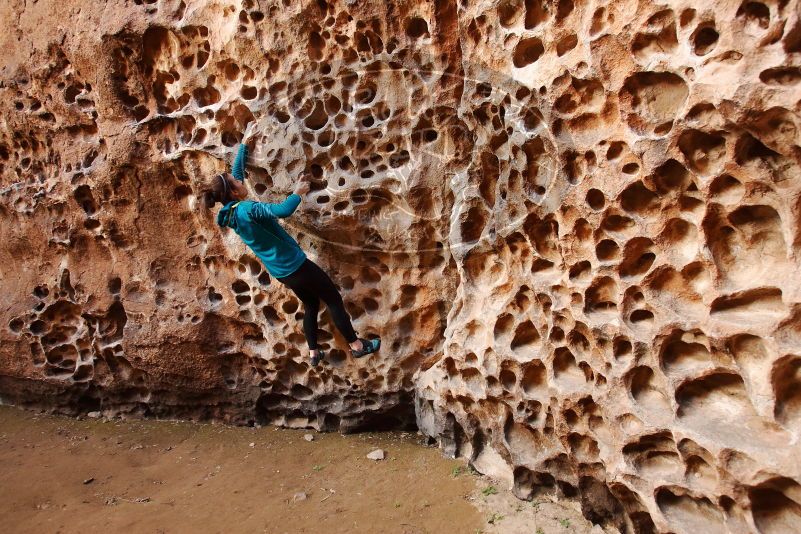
1, 0, 800, 532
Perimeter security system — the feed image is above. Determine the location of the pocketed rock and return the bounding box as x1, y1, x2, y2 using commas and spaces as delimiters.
1, 1, 800, 533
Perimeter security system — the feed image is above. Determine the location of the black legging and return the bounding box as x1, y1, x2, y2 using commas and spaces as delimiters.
276, 259, 358, 350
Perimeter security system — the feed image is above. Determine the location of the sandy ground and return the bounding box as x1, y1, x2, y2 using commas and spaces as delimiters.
0, 406, 604, 534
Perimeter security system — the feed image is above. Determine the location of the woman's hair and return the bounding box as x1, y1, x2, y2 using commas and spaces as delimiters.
199, 173, 232, 209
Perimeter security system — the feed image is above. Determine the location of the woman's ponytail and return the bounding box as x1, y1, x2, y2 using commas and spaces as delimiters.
199, 173, 228, 210
201, 189, 218, 209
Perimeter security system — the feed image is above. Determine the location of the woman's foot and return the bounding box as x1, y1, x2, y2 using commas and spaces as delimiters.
310, 349, 325, 368
350, 337, 381, 358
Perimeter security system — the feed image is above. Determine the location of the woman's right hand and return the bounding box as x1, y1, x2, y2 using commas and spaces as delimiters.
294, 175, 311, 196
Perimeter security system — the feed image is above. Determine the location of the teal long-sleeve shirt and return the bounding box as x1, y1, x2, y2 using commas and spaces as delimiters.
216, 144, 307, 278
230, 142, 248, 181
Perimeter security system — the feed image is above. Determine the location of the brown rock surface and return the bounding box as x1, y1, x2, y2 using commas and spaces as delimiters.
1, 0, 800, 532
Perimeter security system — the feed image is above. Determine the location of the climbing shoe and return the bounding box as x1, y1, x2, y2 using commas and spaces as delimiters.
310, 350, 325, 368
352, 337, 381, 359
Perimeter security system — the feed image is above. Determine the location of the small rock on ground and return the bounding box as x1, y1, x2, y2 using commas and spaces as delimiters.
304, 434, 314, 442
367, 449, 385, 461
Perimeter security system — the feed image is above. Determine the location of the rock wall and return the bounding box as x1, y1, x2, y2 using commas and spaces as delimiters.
1, 0, 800, 532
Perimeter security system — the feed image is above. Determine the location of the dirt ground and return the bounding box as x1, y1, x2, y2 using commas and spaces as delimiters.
0, 406, 605, 534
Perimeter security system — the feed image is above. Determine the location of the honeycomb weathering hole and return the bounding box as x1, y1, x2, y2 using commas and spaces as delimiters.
621, 71, 688, 134
656, 487, 726, 534
749, 480, 801, 534
512, 37, 545, 68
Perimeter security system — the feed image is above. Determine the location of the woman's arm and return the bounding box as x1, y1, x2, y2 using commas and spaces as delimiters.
231, 144, 248, 182
250, 194, 302, 221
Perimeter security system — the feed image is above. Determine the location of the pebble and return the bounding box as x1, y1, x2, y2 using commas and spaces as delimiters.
303, 434, 314, 442
83, 477, 94, 484
367, 449, 386, 461
293, 491, 308, 502
249, 442, 255, 447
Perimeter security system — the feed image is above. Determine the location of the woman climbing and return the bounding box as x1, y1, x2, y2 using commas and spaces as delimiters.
199, 141, 381, 367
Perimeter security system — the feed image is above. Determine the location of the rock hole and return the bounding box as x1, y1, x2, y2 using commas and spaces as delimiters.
620, 181, 658, 215
692, 25, 719, 55
629, 309, 654, 324
585, 188, 605, 210
513, 37, 544, 68
231, 280, 250, 293
621, 72, 688, 134
771, 355, 801, 426
511, 320, 540, 350
736, 1, 770, 30
406, 17, 429, 39
556, 34, 578, 56
595, 239, 620, 261
759, 66, 801, 86
678, 129, 726, 175
749, 482, 801, 534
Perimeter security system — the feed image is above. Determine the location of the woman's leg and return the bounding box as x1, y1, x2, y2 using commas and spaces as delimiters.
298, 291, 321, 350
301, 260, 359, 344
277, 266, 322, 350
